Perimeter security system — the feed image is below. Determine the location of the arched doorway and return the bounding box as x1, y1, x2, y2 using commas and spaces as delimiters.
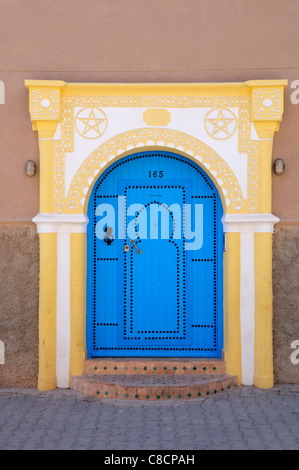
27, 79, 286, 391
86, 150, 224, 358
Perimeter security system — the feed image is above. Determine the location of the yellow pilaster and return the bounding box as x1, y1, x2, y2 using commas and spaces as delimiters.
257, 139, 273, 214
37, 129, 56, 213
38, 233, 57, 391
37, 128, 57, 390
69, 233, 87, 378
248, 83, 286, 388
224, 232, 242, 383
255, 133, 274, 384
26, 82, 64, 391
254, 232, 274, 388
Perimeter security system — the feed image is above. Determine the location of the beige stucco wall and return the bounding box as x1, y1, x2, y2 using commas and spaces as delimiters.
273, 224, 299, 383
0, 224, 39, 387
0, 0, 298, 386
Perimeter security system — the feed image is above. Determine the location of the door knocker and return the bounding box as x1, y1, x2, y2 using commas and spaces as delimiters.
104, 226, 114, 245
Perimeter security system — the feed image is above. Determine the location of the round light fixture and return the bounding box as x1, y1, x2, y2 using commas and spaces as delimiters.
273, 159, 285, 175
25, 160, 37, 176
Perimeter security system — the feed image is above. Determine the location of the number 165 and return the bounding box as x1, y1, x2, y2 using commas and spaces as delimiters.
149, 170, 164, 178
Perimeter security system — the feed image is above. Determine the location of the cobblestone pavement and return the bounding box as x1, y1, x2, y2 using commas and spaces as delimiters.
0, 385, 298, 450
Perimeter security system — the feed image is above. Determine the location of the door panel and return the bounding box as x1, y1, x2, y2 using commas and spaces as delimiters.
118, 182, 191, 348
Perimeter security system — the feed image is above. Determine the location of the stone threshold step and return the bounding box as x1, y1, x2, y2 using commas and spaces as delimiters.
84, 358, 225, 375
71, 373, 237, 401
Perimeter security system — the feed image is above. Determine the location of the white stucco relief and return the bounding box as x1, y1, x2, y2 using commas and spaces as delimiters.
64, 106, 248, 201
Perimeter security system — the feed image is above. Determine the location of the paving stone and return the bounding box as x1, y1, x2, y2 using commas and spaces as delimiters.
0, 386, 298, 450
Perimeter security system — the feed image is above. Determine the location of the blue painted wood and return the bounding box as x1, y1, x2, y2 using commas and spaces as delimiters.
86, 151, 223, 358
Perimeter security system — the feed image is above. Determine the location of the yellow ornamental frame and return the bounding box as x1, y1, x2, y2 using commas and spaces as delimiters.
25, 80, 287, 391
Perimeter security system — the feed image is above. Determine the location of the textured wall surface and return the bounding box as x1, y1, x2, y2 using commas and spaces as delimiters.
273, 224, 299, 383
0, 224, 39, 387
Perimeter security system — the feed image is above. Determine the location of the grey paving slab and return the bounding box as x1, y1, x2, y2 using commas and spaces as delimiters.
0, 385, 298, 450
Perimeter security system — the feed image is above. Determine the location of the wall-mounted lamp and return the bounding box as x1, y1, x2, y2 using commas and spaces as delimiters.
273, 158, 285, 175
25, 160, 37, 176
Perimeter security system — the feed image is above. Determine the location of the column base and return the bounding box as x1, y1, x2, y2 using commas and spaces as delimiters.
38, 375, 57, 391
254, 375, 274, 390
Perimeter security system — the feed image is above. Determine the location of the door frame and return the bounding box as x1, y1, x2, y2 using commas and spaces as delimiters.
26, 79, 287, 390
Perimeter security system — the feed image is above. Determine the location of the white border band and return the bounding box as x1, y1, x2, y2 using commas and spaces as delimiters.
56, 232, 71, 388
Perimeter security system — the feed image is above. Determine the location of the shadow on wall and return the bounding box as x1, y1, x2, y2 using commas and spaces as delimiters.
0, 340, 4, 364
0, 80, 4, 104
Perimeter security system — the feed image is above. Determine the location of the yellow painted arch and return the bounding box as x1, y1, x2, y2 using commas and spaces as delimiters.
65, 128, 245, 215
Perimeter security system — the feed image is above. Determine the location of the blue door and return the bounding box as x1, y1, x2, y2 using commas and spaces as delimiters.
87, 151, 223, 357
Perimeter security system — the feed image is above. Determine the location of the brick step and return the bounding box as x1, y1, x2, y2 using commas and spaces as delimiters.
84, 358, 226, 375
71, 373, 238, 401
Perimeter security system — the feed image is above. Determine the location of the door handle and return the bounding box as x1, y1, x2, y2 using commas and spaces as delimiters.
130, 239, 142, 254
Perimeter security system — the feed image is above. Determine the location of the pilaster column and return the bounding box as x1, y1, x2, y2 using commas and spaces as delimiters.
32, 214, 88, 389
70, 233, 87, 378
254, 232, 274, 388
248, 82, 286, 388
223, 232, 242, 383
223, 214, 279, 387
38, 232, 57, 391
26, 81, 65, 390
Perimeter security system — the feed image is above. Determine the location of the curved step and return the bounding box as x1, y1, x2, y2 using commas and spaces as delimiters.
71, 373, 238, 400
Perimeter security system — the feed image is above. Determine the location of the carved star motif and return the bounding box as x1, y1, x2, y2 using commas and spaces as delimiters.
76, 108, 108, 139
205, 108, 237, 140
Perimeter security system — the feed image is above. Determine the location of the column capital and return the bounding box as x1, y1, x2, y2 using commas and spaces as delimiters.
222, 213, 280, 233
246, 80, 288, 138
33, 213, 89, 233
25, 80, 66, 138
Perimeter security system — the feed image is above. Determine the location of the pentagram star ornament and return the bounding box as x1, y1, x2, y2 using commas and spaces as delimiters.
205, 108, 237, 140
76, 107, 108, 139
